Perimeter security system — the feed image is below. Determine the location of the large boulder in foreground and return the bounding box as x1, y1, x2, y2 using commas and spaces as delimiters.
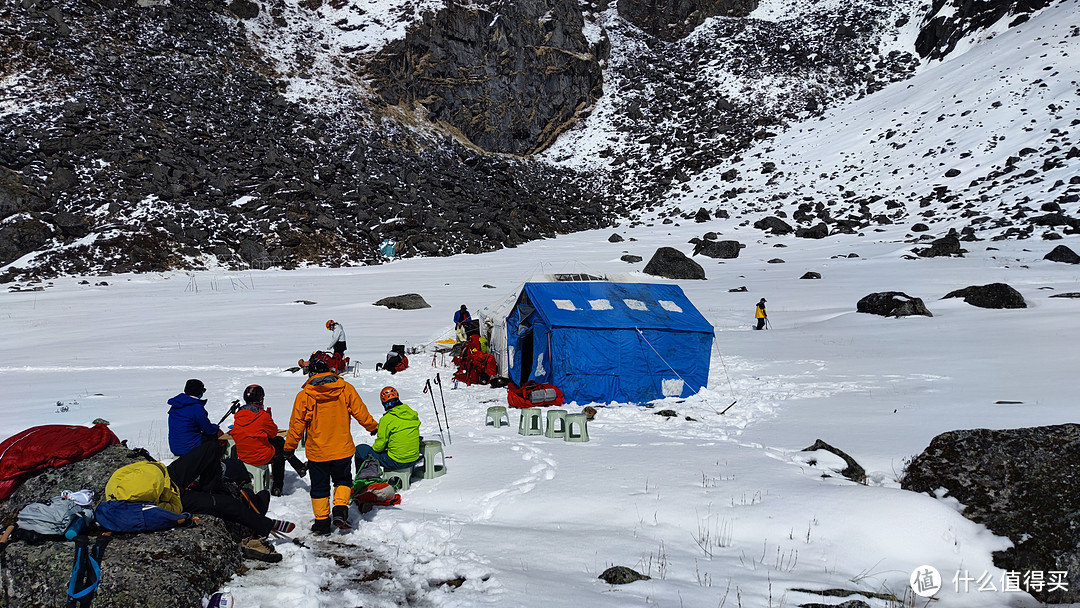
0, 444, 243, 607
942, 283, 1026, 309
643, 247, 706, 280
902, 425, 1080, 604
856, 292, 933, 317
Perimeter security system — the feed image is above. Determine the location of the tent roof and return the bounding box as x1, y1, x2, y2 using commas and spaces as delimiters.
521, 282, 712, 333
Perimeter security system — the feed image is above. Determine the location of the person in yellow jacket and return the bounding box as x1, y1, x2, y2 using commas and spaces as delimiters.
284, 355, 378, 534
755, 298, 768, 330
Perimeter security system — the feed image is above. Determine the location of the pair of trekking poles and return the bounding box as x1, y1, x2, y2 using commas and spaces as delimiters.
422, 373, 452, 446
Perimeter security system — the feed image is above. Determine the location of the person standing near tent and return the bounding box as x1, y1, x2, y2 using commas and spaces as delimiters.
283, 356, 378, 534
326, 320, 347, 355
755, 298, 768, 330
354, 387, 421, 472
453, 305, 471, 342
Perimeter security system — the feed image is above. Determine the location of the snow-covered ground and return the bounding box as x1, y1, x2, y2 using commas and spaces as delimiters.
3, 218, 1077, 607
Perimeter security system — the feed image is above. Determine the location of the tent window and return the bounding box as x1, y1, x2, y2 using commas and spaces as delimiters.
623, 298, 648, 311
589, 299, 613, 311
553, 299, 578, 311
658, 300, 683, 313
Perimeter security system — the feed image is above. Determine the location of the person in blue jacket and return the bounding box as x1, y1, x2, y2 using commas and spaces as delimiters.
167, 379, 221, 457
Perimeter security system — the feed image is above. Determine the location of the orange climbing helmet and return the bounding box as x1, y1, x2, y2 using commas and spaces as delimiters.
380, 386, 399, 405
326, 319, 335, 330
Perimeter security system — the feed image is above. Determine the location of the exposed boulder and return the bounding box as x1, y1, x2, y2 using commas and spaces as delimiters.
902, 424, 1080, 604
856, 291, 933, 317
643, 247, 706, 280
942, 283, 1026, 309
620, 254, 643, 263
915, 233, 963, 257
608, 233, 625, 243
1044, 245, 1080, 264
753, 216, 794, 235
795, 223, 829, 239
617, 0, 758, 41
692, 239, 740, 259
374, 294, 432, 310
800, 271, 822, 279
598, 565, 651, 584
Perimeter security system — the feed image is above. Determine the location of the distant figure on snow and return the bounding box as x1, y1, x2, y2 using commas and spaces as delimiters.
167, 379, 221, 457
326, 319, 346, 355
755, 298, 768, 330
454, 305, 471, 342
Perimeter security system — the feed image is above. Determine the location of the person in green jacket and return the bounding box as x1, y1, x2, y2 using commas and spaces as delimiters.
353, 386, 421, 472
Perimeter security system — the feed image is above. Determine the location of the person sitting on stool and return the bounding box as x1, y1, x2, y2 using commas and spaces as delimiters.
354, 386, 420, 473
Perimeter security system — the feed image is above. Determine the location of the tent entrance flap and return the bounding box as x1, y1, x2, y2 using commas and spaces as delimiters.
518, 330, 534, 383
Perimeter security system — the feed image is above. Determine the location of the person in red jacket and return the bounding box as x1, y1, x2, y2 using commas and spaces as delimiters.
229, 385, 308, 497
284, 358, 379, 534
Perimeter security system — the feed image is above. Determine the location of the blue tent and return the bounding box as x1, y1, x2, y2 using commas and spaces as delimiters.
502, 282, 714, 404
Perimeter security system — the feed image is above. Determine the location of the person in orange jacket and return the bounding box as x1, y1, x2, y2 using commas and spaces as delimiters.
229, 384, 308, 497
283, 357, 378, 534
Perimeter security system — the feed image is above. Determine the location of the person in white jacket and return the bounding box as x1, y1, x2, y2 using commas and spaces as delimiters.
326, 320, 347, 355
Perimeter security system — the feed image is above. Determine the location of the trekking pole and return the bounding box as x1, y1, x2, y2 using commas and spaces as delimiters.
423, 380, 446, 444
433, 373, 451, 445
217, 400, 242, 426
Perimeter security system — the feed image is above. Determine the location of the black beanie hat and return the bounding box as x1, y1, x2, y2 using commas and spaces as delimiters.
184, 379, 205, 397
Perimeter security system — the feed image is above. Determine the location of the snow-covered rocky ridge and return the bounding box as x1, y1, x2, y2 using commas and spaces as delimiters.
1, 0, 1076, 286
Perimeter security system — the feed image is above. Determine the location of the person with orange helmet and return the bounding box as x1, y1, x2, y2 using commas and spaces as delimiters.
325, 319, 346, 355
354, 386, 421, 474
284, 362, 377, 534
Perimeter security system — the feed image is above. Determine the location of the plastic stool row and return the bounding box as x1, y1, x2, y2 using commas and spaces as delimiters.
486, 406, 589, 442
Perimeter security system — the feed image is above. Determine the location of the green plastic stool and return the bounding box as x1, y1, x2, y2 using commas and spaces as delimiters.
382, 466, 413, 490
545, 409, 568, 439
244, 462, 271, 492
486, 405, 510, 428
564, 413, 590, 443
518, 408, 543, 436
421, 440, 447, 479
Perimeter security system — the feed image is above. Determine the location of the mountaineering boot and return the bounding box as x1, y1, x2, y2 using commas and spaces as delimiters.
332, 505, 351, 530
310, 518, 332, 535
241, 537, 282, 563
271, 486, 284, 497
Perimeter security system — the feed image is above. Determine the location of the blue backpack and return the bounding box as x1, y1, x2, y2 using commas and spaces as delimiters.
94, 501, 194, 533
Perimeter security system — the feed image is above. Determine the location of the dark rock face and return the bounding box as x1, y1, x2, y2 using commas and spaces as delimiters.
1044, 245, 1080, 264
374, 293, 432, 310
903, 425, 1080, 604
0, 444, 243, 607
856, 291, 933, 317
693, 239, 740, 259
642, 247, 706, 279
0, 217, 54, 266
915, 0, 1055, 60
754, 216, 794, 235
617, 0, 758, 41
942, 283, 1026, 309
371, 0, 606, 155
